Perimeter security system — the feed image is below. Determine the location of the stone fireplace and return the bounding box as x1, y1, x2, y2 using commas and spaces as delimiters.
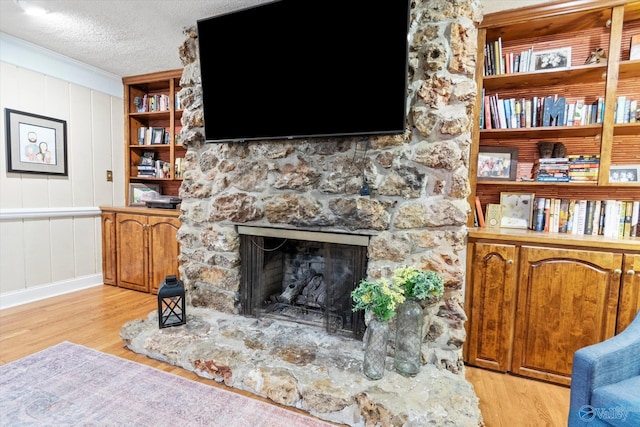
122, 1, 484, 425
238, 226, 369, 337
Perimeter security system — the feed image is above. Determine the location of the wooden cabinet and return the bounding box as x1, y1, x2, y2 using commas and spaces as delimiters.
465, 229, 640, 385
466, 242, 518, 372
123, 69, 184, 203
618, 253, 640, 333
101, 212, 117, 286
511, 246, 621, 385
469, 1, 640, 228
101, 207, 180, 294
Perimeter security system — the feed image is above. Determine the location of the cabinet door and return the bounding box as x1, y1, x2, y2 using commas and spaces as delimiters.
101, 212, 117, 286
617, 253, 640, 334
512, 246, 622, 385
147, 216, 181, 294
467, 242, 518, 372
116, 213, 149, 292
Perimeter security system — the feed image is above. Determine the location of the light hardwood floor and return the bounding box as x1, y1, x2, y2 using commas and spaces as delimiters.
0, 285, 570, 426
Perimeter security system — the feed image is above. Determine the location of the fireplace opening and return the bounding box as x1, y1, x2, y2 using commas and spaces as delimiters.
238, 226, 369, 338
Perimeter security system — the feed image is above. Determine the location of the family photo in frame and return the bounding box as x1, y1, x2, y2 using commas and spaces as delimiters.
477, 146, 518, 181
5, 109, 68, 176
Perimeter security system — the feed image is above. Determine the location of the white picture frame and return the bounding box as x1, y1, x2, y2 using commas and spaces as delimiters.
530, 47, 572, 71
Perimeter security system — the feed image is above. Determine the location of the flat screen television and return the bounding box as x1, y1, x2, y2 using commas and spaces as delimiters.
196, 0, 411, 143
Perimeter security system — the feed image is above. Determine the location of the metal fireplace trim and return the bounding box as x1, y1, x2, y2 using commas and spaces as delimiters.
236, 225, 371, 247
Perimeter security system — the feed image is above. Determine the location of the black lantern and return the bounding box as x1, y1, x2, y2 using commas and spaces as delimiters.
157, 275, 186, 329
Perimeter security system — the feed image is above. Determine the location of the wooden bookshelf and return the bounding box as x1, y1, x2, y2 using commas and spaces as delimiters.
123, 69, 184, 204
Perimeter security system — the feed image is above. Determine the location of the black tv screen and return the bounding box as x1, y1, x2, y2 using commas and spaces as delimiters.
197, 0, 410, 143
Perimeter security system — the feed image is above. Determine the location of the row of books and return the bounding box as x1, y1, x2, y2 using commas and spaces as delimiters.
481, 94, 610, 130
137, 127, 170, 145
483, 38, 535, 76
531, 198, 640, 238
614, 96, 640, 124
133, 92, 182, 113
175, 157, 184, 179
531, 155, 600, 183
137, 160, 171, 178
136, 151, 184, 179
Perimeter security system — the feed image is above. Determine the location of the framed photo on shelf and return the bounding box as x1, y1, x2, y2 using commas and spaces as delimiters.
151, 127, 165, 145
4, 108, 68, 176
129, 183, 161, 206
609, 165, 640, 183
500, 192, 535, 229
477, 146, 518, 181
530, 47, 572, 71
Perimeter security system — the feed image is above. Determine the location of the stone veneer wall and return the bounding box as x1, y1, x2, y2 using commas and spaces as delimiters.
176, 0, 481, 374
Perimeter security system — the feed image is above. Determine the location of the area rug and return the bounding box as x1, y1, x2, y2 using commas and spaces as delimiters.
0, 342, 336, 426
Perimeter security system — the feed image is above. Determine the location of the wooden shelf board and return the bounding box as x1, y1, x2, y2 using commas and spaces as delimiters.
482, 64, 608, 91
480, 125, 602, 139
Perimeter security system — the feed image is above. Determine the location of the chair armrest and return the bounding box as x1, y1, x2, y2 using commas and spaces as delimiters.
568, 312, 640, 425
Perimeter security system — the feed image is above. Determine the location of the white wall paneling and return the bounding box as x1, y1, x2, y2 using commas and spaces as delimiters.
0, 39, 124, 306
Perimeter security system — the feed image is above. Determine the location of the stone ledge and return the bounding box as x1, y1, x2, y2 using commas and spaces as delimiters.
121, 308, 482, 426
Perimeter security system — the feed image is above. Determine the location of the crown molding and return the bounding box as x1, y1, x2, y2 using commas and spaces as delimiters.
0, 32, 122, 98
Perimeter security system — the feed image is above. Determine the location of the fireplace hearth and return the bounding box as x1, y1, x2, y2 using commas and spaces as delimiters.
238, 226, 369, 338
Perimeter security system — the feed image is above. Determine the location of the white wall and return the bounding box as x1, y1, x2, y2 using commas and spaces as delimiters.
0, 33, 125, 309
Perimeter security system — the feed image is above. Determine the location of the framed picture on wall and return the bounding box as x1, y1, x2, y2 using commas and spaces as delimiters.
5, 108, 68, 176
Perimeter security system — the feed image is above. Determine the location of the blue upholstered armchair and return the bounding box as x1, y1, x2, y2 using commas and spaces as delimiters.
568, 311, 640, 427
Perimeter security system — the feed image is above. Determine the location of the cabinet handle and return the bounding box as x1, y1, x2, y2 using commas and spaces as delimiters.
628, 270, 636, 275
507, 259, 514, 265
614, 269, 622, 275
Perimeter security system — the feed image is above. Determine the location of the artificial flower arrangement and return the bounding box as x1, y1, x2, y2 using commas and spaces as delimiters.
392, 265, 444, 303
351, 266, 444, 320
351, 277, 405, 321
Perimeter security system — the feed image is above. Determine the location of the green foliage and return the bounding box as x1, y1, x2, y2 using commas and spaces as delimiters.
351, 278, 405, 321
352, 266, 445, 321
392, 266, 444, 302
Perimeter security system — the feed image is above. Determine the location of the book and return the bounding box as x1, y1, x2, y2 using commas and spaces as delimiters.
630, 34, 640, 60
543, 198, 551, 232
566, 199, 576, 233
475, 196, 485, 227
632, 201, 640, 237
486, 204, 502, 228
552, 198, 561, 233
584, 200, 596, 235
484, 95, 492, 129
624, 201, 633, 237
532, 198, 545, 231
592, 200, 601, 236
574, 200, 588, 235
558, 199, 570, 233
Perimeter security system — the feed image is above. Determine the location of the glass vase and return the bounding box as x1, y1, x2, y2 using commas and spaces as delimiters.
394, 298, 424, 376
363, 316, 390, 380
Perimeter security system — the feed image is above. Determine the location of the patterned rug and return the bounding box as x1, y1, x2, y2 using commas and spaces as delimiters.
0, 342, 336, 426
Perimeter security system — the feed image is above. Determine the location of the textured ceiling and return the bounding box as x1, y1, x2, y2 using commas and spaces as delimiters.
0, 0, 554, 78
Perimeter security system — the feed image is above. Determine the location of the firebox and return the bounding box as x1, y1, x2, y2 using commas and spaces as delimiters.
238, 226, 369, 338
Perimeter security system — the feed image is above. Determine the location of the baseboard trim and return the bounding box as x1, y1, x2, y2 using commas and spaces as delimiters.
0, 274, 103, 310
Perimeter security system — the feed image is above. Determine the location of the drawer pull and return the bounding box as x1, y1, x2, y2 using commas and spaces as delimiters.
627, 270, 636, 275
